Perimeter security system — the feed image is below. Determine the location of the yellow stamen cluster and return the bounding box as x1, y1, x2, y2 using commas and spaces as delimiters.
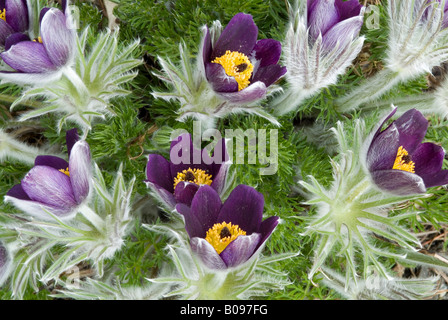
33, 36, 43, 43
205, 222, 246, 254
173, 167, 212, 190
392, 146, 415, 173
59, 167, 70, 177
212, 50, 254, 91
0, 9, 5, 22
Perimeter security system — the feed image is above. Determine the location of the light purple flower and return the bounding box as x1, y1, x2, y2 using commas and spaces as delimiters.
0, 0, 29, 46
5, 128, 92, 218
176, 184, 279, 270
307, 0, 364, 50
145, 133, 230, 210
366, 108, 448, 195
422, 0, 448, 28
202, 12, 286, 104
0, 2, 75, 77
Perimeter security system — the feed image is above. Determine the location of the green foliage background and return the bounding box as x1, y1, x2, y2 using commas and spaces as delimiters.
0, 0, 447, 300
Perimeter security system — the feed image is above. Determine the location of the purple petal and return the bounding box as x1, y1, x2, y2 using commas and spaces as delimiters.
34, 155, 69, 171
201, 26, 212, 69
147, 181, 176, 211
6, 183, 30, 200
211, 12, 258, 60
176, 203, 205, 240
68, 140, 91, 204
371, 170, 426, 195
4, 32, 29, 50
5, 0, 28, 32
394, 109, 429, 154
308, 0, 340, 41
334, 0, 363, 21
220, 233, 261, 268
20, 165, 77, 211
205, 62, 239, 93
40, 8, 75, 67
210, 162, 230, 196
412, 143, 448, 188
1, 40, 56, 73
189, 185, 222, 238
65, 128, 79, 158
173, 181, 199, 206
256, 216, 279, 252
0, 18, 14, 45
252, 64, 287, 88
216, 81, 267, 105
252, 39, 282, 68
218, 184, 264, 234
190, 237, 227, 270
146, 154, 174, 193
321, 15, 363, 51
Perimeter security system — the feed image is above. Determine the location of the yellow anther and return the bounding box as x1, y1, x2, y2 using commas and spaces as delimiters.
212, 50, 254, 91
0, 9, 5, 22
173, 167, 212, 190
205, 222, 246, 254
59, 167, 70, 177
392, 146, 415, 173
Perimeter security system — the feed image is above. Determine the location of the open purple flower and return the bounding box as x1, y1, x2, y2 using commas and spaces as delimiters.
307, 0, 364, 50
176, 184, 279, 270
201, 12, 286, 104
365, 108, 448, 195
5, 128, 92, 219
0, 0, 29, 46
0, 2, 75, 81
145, 133, 230, 211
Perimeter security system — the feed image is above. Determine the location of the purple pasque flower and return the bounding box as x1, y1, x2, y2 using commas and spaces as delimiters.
145, 133, 230, 211
0, 0, 29, 46
201, 12, 286, 104
175, 184, 279, 270
365, 107, 448, 196
0, 2, 75, 80
5, 128, 92, 219
307, 0, 364, 50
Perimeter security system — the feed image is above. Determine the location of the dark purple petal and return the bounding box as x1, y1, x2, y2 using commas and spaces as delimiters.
211, 12, 258, 60
20, 165, 77, 211
0, 18, 14, 46
420, 170, 448, 189
4, 32, 29, 50
205, 62, 239, 93
218, 184, 264, 234
6, 183, 30, 200
255, 216, 279, 252
219, 233, 261, 268
169, 133, 209, 176
251, 64, 287, 88
210, 162, 229, 196
334, 0, 363, 21
65, 128, 79, 158
201, 26, 212, 68
190, 237, 227, 270
147, 181, 176, 210
39, 7, 50, 23
1, 40, 56, 72
394, 109, 429, 154
176, 203, 204, 240
189, 185, 222, 238
412, 142, 448, 188
40, 8, 75, 67
308, 0, 340, 41
34, 155, 69, 171
173, 181, 199, 206
68, 140, 91, 204
252, 39, 282, 68
5, 0, 28, 32
146, 154, 174, 193
370, 170, 426, 195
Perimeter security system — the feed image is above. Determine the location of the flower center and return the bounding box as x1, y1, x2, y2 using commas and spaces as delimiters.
59, 167, 70, 177
33, 37, 43, 43
205, 222, 246, 254
392, 146, 415, 173
0, 9, 5, 22
212, 50, 254, 91
173, 167, 212, 190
